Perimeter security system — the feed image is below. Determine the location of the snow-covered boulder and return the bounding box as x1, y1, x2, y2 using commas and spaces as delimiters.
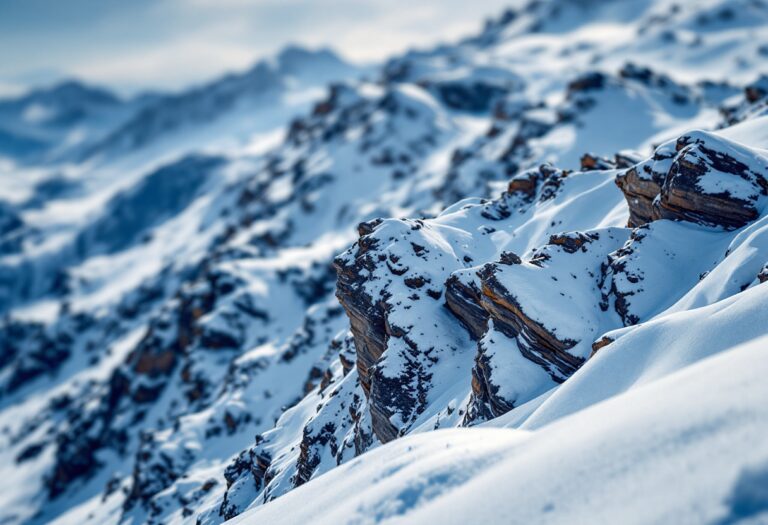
617, 131, 768, 229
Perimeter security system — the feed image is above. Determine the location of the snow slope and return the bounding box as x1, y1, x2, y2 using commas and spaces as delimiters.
235, 329, 768, 525
0, 0, 767, 524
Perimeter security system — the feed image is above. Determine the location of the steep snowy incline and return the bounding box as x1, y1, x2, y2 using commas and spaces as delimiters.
202, 110, 768, 525
1, 0, 767, 524
233, 328, 768, 525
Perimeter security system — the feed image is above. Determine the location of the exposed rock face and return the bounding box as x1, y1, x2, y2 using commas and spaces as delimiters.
617, 131, 768, 230
580, 153, 615, 171
445, 272, 489, 340
478, 263, 583, 379
759, 263, 768, 284
615, 147, 672, 227
333, 162, 585, 442
464, 229, 627, 420
655, 134, 768, 229
333, 220, 387, 397
334, 217, 465, 443
590, 335, 614, 357
567, 71, 607, 97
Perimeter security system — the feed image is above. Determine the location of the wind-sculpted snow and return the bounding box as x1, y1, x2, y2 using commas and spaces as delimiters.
1, 1, 768, 524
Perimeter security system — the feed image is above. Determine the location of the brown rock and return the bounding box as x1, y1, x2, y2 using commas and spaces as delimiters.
478, 265, 583, 380
590, 335, 614, 357
615, 165, 664, 227
444, 274, 489, 340
580, 153, 615, 171
616, 131, 768, 230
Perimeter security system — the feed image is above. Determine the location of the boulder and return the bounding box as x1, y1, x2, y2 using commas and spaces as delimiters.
653, 133, 768, 229
617, 131, 768, 230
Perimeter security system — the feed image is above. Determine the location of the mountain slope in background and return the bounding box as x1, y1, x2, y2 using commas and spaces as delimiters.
1, 1, 767, 524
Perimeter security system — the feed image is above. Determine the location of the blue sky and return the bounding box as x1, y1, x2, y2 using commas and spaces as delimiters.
0, 0, 510, 96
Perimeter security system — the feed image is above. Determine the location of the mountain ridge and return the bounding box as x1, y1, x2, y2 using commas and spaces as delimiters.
1, 1, 767, 524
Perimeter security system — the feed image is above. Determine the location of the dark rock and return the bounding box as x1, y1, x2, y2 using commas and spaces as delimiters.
580, 153, 615, 171
653, 135, 768, 229
548, 231, 600, 254
478, 264, 583, 380
445, 274, 490, 340
615, 155, 669, 228
464, 228, 627, 422
590, 335, 614, 357
567, 72, 607, 95
758, 263, 768, 284
745, 75, 768, 103
333, 237, 387, 397
498, 251, 523, 265
428, 80, 510, 113
617, 131, 768, 230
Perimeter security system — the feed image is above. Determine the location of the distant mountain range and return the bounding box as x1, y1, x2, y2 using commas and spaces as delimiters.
0, 46, 363, 165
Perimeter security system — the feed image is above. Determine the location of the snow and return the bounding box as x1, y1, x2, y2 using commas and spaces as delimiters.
2, 0, 768, 524
234, 333, 768, 525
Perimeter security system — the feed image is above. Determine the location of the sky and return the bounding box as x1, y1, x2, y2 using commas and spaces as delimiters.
0, 0, 510, 97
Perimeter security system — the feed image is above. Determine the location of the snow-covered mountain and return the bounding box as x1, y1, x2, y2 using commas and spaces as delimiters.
1, 1, 767, 524
0, 80, 144, 163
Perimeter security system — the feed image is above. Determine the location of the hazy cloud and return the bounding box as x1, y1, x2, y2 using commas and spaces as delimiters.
0, 0, 510, 95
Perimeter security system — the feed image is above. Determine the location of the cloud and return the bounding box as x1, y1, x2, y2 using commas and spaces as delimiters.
0, 0, 510, 94
70, 39, 256, 94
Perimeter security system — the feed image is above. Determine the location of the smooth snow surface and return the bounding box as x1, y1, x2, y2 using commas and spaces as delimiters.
236, 332, 768, 525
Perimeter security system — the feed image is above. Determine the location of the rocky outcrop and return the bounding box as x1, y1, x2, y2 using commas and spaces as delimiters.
615, 146, 673, 227
478, 262, 583, 379
463, 229, 627, 420
333, 219, 447, 443
333, 220, 387, 397
333, 164, 579, 442
580, 153, 615, 171
617, 131, 768, 230
590, 335, 614, 357
445, 272, 489, 340
655, 134, 768, 229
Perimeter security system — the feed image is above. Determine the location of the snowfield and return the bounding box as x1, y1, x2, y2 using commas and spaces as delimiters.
235, 333, 768, 525
1, 0, 768, 524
